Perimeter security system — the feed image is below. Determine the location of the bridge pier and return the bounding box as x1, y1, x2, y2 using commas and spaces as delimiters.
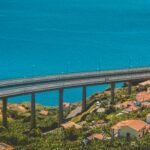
128, 81, 132, 95
110, 83, 115, 104
58, 88, 64, 127
2, 97, 8, 128
82, 86, 87, 112
31, 93, 36, 129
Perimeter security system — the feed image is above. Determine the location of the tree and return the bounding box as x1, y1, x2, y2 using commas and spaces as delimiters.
63, 126, 81, 141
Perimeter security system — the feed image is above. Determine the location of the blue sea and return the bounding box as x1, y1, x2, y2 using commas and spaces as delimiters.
0, 0, 150, 105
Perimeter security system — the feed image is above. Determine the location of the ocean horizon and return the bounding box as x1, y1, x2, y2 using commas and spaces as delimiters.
0, 0, 150, 105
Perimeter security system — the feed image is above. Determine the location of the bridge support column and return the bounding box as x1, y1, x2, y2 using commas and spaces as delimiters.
58, 88, 64, 127
128, 81, 132, 95
31, 93, 36, 129
2, 97, 8, 128
110, 83, 115, 104
82, 86, 86, 112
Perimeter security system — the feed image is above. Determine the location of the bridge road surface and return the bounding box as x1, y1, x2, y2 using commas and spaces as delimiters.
1, 68, 150, 129
0, 72, 150, 98
0, 67, 150, 89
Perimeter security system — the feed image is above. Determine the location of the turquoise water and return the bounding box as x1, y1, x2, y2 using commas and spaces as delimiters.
0, 0, 150, 105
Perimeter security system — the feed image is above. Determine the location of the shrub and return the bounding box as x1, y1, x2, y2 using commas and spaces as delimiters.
2, 132, 28, 146
8, 109, 19, 119
22, 113, 31, 122
0, 125, 7, 132
64, 127, 81, 141
105, 106, 116, 114
29, 128, 42, 137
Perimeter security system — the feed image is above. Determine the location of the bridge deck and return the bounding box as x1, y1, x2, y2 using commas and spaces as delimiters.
0, 72, 149, 98
0, 67, 150, 88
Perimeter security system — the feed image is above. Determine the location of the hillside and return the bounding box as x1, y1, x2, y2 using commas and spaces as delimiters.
0, 81, 150, 150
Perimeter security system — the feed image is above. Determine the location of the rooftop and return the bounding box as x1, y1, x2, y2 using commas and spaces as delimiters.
147, 114, 150, 117
63, 102, 71, 107
61, 122, 82, 129
8, 104, 27, 113
87, 133, 105, 140
39, 110, 49, 116
139, 80, 150, 86
142, 102, 150, 108
118, 101, 134, 108
123, 105, 139, 113
0, 143, 14, 150
112, 120, 148, 131
136, 92, 150, 103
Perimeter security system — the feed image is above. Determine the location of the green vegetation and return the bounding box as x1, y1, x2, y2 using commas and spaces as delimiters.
0, 84, 150, 149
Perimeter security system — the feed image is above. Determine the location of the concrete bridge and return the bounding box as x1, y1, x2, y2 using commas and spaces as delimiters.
0, 67, 150, 129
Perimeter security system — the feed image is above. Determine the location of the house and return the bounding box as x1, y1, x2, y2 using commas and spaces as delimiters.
0, 143, 14, 150
136, 86, 147, 92
8, 104, 27, 113
146, 114, 150, 124
136, 92, 150, 104
139, 80, 150, 86
147, 87, 150, 93
122, 105, 139, 114
61, 122, 82, 129
87, 133, 105, 141
116, 100, 140, 114
117, 101, 135, 108
39, 110, 49, 116
111, 120, 149, 138
63, 102, 71, 108
142, 102, 150, 108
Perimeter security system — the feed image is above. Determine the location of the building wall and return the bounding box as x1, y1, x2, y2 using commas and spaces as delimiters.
136, 99, 150, 105
119, 126, 142, 138
112, 128, 121, 137
147, 116, 150, 124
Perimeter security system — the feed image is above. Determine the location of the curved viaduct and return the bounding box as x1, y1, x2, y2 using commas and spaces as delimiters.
0, 67, 150, 129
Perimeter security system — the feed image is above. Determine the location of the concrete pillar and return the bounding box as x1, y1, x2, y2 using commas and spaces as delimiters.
128, 81, 132, 95
110, 83, 115, 104
58, 88, 64, 126
82, 86, 86, 112
31, 93, 36, 129
2, 97, 8, 128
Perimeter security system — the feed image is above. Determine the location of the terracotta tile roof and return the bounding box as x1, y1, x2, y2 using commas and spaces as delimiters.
124, 105, 139, 113
87, 133, 105, 140
119, 101, 134, 108
136, 92, 150, 103
39, 110, 49, 116
112, 120, 147, 131
112, 121, 128, 130
63, 102, 71, 107
0, 143, 14, 150
61, 122, 82, 129
139, 80, 150, 86
9, 104, 27, 113
146, 124, 150, 130
142, 102, 150, 108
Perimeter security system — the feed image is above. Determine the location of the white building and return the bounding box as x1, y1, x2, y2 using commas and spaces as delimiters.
146, 114, 150, 124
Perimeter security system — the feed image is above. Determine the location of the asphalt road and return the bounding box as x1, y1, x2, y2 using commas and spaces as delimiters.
0, 67, 150, 88
0, 72, 150, 98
